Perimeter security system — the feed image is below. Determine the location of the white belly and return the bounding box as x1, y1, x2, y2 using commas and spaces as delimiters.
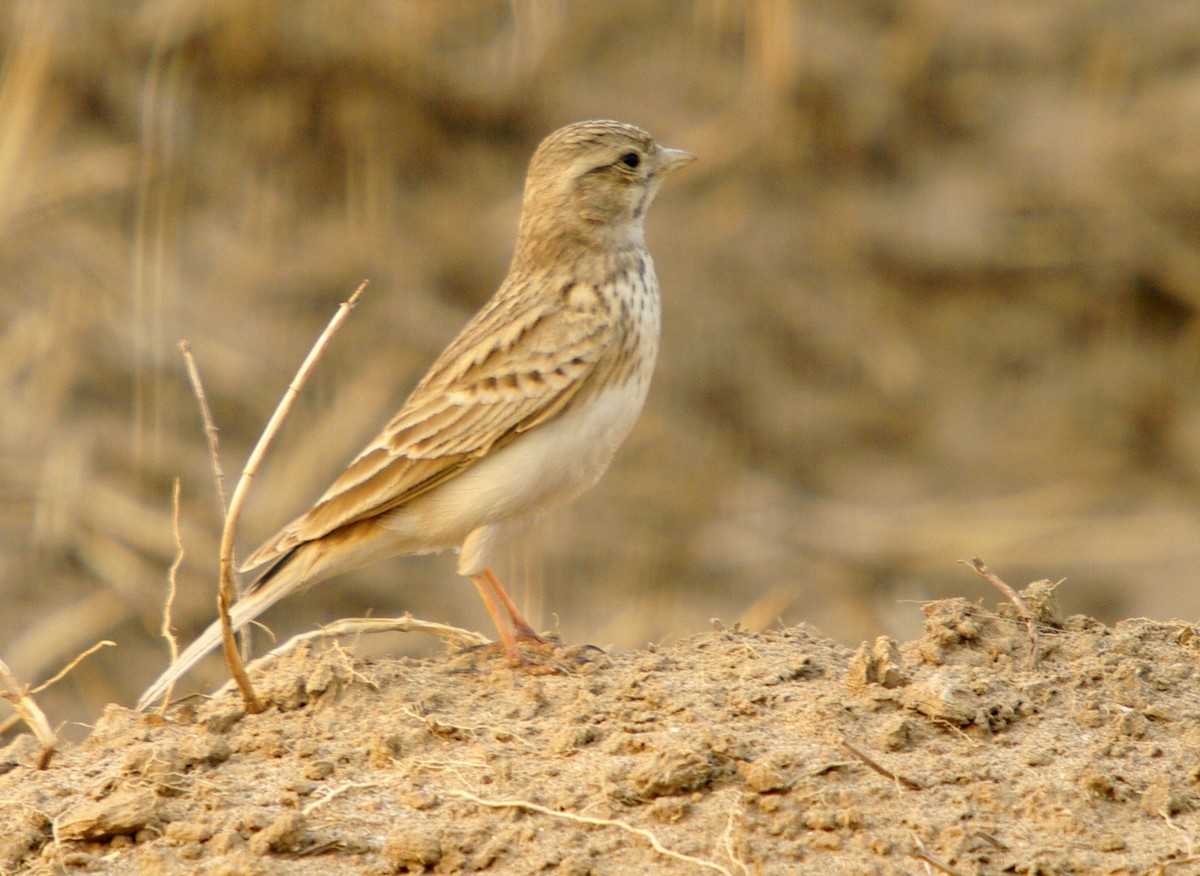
380, 374, 652, 574
435, 377, 648, 524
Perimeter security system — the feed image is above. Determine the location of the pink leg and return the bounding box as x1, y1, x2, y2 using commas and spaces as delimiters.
479, 566, 544, 643
470, 572, 523, 664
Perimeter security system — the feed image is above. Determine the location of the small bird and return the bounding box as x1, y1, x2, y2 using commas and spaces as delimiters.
136, 120, 694, 710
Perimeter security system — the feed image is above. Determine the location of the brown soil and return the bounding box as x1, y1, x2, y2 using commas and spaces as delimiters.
4, 589, 1199, 875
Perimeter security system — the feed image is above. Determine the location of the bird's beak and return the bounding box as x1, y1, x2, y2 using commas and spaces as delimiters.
657, 146, 697, 175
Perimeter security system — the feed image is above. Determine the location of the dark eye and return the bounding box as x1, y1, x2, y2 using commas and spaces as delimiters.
619, 151, 640, 169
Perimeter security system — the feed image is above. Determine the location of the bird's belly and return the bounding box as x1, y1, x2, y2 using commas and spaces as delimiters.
503, 379, 650, 505
394, 377, 651, 546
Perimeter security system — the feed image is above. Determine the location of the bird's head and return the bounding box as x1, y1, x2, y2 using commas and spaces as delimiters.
515, 119, 695, 260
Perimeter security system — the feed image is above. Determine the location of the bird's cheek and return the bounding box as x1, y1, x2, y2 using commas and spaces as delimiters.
571, 178, 623, 224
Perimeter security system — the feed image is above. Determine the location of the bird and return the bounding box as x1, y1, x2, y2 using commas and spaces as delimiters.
136, 119, 694, 711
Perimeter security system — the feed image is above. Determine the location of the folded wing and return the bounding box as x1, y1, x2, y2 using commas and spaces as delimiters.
239, 286, 612, 574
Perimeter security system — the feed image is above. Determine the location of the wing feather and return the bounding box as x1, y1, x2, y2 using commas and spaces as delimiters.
240, 284, 612, 572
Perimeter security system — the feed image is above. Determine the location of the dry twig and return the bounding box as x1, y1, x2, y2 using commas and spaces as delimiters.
217, 280, 369, 713
0, 657, 56, 768
972, 830, 1007, 850
212, 615, 487, 699
29, 640, 115, 695
910, 832, 966, 876
0, 640, 111, 768
439, 788, 734, 875
303, 781, 378, 815
960, 556, 1040, 666
179, 341, 230, 520
717, 797, 750, 876
911, 851, 965, 875
181, 340, 248, 659
1161, 856, 1200, 871
841, 739, 921, 790
154, 477, 185, 712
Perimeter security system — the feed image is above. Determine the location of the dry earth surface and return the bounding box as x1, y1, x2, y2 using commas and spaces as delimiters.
4, 586, 1200, 875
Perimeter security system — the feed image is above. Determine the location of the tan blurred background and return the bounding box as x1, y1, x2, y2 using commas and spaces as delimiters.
3, 1, 1200, 730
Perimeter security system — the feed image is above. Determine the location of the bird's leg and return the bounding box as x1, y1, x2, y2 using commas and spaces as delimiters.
470, 572, 524, 665
479, 566, 545, 644
465, 569, 572, 674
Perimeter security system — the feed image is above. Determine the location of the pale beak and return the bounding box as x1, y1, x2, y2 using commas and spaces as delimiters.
657, 146, 697, 174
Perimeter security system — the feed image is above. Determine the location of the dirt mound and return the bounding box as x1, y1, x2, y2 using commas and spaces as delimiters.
4, 591, 1198, 875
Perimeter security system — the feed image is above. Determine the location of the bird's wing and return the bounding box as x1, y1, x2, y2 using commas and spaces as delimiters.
239, 286, 612, 572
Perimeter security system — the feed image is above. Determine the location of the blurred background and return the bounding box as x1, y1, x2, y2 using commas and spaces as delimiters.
3, 0, 1200, 732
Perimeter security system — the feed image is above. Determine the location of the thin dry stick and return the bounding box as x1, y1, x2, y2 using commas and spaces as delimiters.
218, 280, 369, 713
1162, 857, 1200, 871
179, 341, 229, 519
841, 739, 921, 791
1162, 810, 1195, 858
717, 797, 750, 876
302, 781, 378, 816
180, 340, 252, 660
29, 641, 116, 696
911, 852, 965, 876
960, 556, 1040, 667
212, 615, 488, 698
155, 478, 184, 712
910, 832, 966, 876
440, 789, 733, 876
0, 658, 56, 769
971, 830, 1006, 850
0, 640, 115, 741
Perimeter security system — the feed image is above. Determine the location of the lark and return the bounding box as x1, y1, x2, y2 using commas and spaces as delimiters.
137, 120, 694, 709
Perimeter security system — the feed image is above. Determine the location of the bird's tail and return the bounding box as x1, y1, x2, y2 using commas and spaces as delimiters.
134, 556, 300, 712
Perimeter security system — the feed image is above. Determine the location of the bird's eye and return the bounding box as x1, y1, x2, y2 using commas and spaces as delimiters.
619, 152, 640, 169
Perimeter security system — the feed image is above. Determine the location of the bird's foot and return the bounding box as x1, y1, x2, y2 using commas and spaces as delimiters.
447, 635, 606, 675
